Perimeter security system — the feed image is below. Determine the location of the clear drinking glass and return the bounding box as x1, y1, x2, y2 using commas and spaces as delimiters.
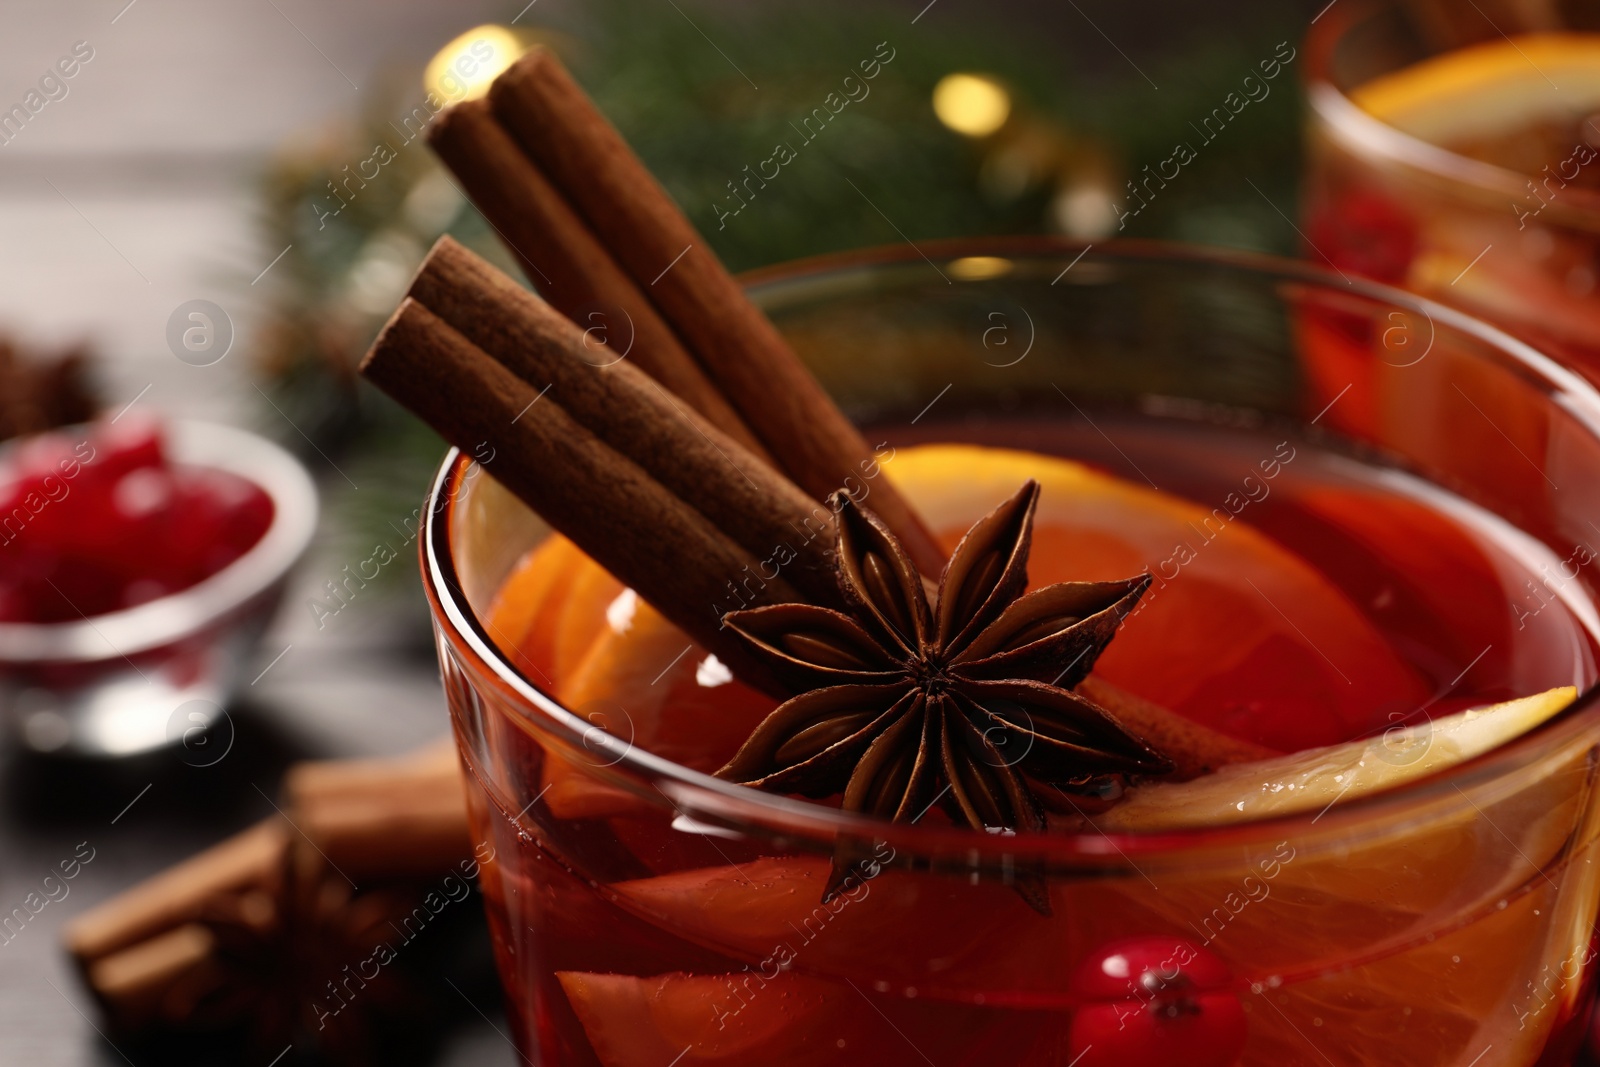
1303, 0, 1600, 377
423, 239, 1600, 1067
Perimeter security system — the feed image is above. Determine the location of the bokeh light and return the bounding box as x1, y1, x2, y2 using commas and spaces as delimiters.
423, 25, 525, 104
932, 73, 1012, 137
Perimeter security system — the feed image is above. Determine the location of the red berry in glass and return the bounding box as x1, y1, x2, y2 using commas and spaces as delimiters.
1067, 937, 1246, 1067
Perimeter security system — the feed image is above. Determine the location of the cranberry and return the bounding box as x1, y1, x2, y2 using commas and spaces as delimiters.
1068, 937, 1247, 1067
0, 419, 274, 623
91, 414, 162, 481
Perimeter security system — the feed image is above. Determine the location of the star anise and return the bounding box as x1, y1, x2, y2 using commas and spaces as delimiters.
717, 480, 1173, 900
160, 846, 442, 1064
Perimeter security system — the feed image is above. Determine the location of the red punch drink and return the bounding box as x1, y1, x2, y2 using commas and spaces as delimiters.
423, 243, 1600, 1067
1304, 4, 1600, 379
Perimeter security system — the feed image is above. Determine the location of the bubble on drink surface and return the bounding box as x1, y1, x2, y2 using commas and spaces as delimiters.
166, 300, 234, 367
166, 699, 234, 767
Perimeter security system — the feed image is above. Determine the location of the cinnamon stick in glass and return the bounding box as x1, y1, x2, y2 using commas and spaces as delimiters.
1079, 676, 1277, 780
361, 292, 1274, 774
407, 236, 841, 610
361, 297, 799, 691
427, 100, 771, 461
485, 49, 947, 576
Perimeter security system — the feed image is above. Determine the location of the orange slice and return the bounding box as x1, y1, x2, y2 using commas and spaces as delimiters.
598, 687, 1588, 1056
1351, 34, 1600, 149
553, 563, 630, 687
892, 445, 1433, 749
483, 534, 586, 690
491, 444, 1433, 764
1099, 687, 1575, 831
537, 593, 774, 821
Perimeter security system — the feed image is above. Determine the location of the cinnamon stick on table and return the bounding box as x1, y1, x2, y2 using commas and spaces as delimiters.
285, 740, 471, 880
63, 744, 476, 1035
435, 48, 946, 577
427, 101, 771, 462
64, 820, 287, 966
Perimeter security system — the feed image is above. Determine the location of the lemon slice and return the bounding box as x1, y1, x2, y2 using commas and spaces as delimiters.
1352, 34, 1600, 145
1099, 686, 1577, 831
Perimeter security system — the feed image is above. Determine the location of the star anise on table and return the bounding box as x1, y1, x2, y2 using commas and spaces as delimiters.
716, 480, 1173, 903
161, 849, 439, 1065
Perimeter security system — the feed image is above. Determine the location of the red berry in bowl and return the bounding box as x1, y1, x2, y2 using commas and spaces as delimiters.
91, 413, 162, 482
0, 418, 275, 623
1068, 937, 1247, 1067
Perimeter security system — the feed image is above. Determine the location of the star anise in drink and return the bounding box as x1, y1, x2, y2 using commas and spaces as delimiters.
717, 480, 1173, 899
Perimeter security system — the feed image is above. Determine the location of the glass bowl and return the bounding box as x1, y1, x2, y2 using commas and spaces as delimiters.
0, 419, 318, 757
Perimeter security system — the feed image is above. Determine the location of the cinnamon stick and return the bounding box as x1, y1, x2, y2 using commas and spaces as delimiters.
284, 742, 471, 880
63, 819, 287, 964
361, 297, 797, 690
364, 267, 1272, 772
428, 101, 771, 461
409, 236, 841, 609
87, 924, 217, 1030
1080, 676, 1277, 779
485, 49, 946, 576
63, 745, 482, 1038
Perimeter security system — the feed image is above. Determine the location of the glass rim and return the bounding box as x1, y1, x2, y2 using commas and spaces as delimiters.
1303, 0, 1600, 222
423, 235, 1600, 860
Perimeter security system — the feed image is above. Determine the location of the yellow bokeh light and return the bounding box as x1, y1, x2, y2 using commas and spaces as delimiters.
424, 25, 526, 104
932, 73, 1012, 137
948, 255, 1013, 281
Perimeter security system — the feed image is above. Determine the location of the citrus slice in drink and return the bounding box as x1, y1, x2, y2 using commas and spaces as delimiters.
605, 853, 1058, 999
1340, 34, 1600, 354
531, 589, 774, 821
483, 533, 585, 690
889, 444, 1432, 749
599, 687, 1585, 1018
1350, 35, 1600, 158
491, 444, 1433, 771
1098, 686, 1576, 831
552, 562, 631, 687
